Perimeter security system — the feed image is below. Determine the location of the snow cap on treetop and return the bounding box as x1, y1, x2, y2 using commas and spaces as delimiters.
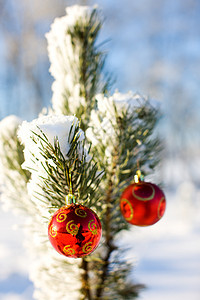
46, 4, 98, 78
45, 5, 100, 115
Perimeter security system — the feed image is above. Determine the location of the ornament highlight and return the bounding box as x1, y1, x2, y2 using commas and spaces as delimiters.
48, 203, 102, 258
120, 174, 166, 226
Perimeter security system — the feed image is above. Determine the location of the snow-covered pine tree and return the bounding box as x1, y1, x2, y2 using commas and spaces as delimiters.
0, 5, 161, 300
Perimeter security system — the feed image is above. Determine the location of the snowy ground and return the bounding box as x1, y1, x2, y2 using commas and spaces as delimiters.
123, 189, 200, 300
0, 182, 200, 300
0, 211, 34, 300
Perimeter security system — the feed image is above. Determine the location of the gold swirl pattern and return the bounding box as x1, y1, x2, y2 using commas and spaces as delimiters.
75, 208, 87, 218
158, 197, 165, 219
56, 211, 67, 223
120, 199, 134, 221
63, 245, 75, 256
132, 183, 155, 201
88, 219, 98, 235
66, 220, 79, 235
49, 225, 57, 238
82, 242, 93, 253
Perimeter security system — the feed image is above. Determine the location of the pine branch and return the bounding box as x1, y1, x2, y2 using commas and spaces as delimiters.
0, 124, 32, 214
85, 96, 160, 299
50, 8, 112, 131
80, 258, 92, 300
1, 130, 31, 182
30, 123, 103, 214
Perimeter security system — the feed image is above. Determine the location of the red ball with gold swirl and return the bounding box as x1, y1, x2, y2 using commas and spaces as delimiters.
48, 204, 102, 258
120, 181, 166, 226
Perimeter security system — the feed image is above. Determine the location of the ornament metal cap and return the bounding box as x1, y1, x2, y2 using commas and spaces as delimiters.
65, 194, 76, 205
134, 170, 144, 183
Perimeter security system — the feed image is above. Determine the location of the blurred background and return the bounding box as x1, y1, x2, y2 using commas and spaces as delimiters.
0, 0, 200, 299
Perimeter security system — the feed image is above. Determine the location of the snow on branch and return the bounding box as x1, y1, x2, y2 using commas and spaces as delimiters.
18, 114, 103, 218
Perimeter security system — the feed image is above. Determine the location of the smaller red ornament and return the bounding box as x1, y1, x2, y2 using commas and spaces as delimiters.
48, 203, 102, 258
120, 179, 166, 226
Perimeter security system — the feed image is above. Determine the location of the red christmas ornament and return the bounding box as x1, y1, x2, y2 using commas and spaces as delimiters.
120, 178, 166, 226
48, 203, 102, 258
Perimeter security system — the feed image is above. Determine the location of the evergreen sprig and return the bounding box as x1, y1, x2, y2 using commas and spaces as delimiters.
0, 127, 31, 213
30, 123, 103, 214
1, 129, 30, 181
